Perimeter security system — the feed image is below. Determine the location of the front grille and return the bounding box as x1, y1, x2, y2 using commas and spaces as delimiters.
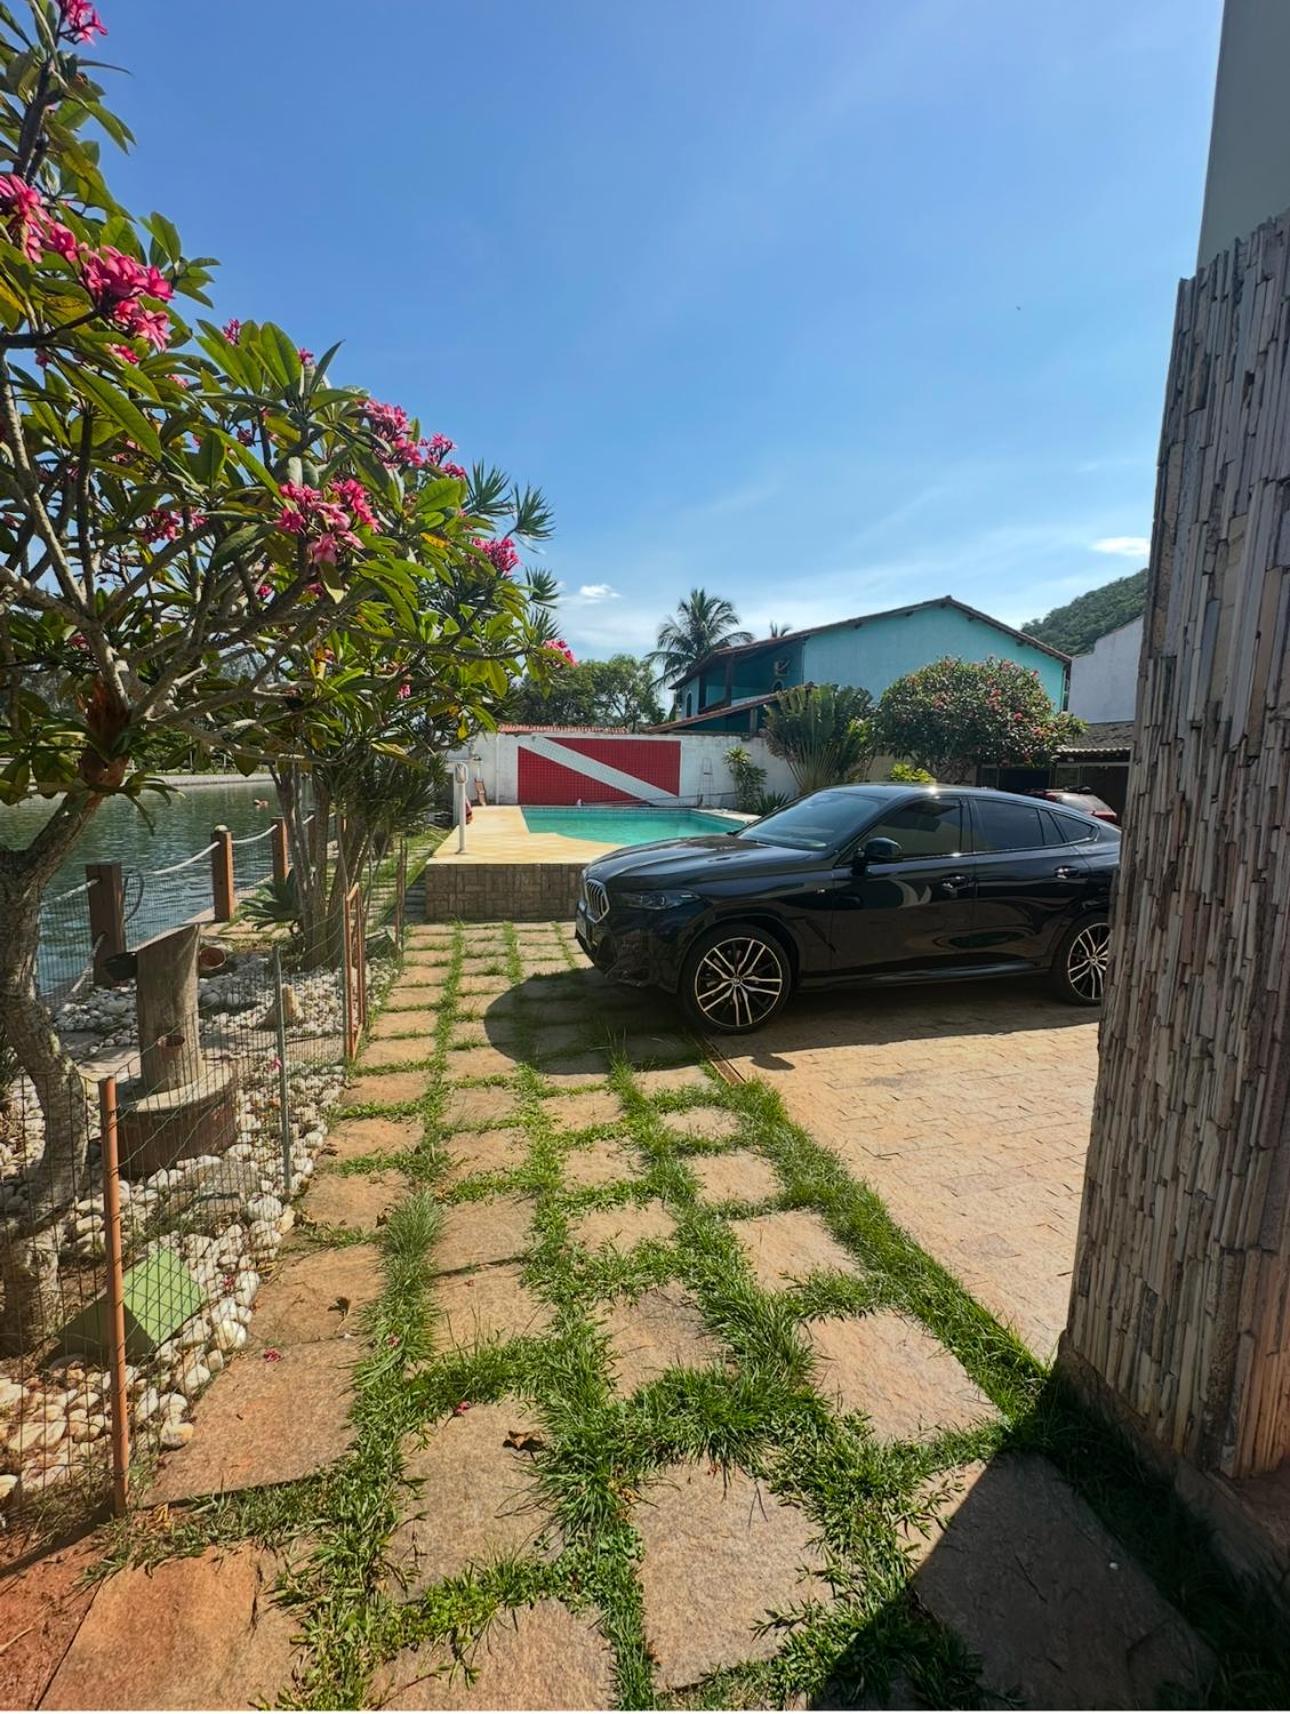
583, 876, 609, 922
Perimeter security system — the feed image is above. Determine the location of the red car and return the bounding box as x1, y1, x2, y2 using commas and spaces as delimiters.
1029, 788, 1119, 825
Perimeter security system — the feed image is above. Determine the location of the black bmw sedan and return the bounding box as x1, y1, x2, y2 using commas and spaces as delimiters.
574, 784, 1119, 1034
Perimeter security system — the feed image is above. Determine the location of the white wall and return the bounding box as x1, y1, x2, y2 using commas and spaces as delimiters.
451, 730, 797, 806
1069, 617, 1143, 723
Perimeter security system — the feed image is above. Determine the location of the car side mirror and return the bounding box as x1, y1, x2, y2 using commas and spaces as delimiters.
857, 837, 903, 868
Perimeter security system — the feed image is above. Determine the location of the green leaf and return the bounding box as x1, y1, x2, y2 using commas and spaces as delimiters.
58, 359, 163, 460
144, 211, 182, 264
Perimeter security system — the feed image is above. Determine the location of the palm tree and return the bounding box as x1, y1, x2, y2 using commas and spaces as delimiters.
768, 621, 792, 638
649, 588, 752, 685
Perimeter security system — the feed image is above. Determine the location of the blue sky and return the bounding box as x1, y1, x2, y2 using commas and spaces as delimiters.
108, 1, 1220, 658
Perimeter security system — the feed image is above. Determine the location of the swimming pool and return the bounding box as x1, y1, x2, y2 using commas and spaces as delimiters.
521, 806, 740, 846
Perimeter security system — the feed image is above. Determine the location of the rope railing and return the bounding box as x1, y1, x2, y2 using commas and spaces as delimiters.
46, 876, 98, 906
143, 840, 218, 878
230, 825, 275, 847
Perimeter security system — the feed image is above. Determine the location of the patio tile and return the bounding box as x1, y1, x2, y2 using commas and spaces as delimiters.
385, 1401, 553, 1595
325, 1115, 422, 1163
665, 1105, 742, 1143
357, 1036, 432, 1071
688, 1149, 780, 1205
903, 1455, 1214, 1707
634, 1064, 713, 1098
440, 1128, 528, 1186
252, 1244, 384, 1346
340, 1069, 434, 1109
571, 1199, 676, 1255
804, 1312, 995, 1438
370, 1009, 435, 1040
373, 1601, 614, 1710
41, 1544, 304, 1710
563, 1139, 640, 1191
448, 1043, 523, 1080
302, 1168, 405, 1233
442, 1085, 523, 1129
543, 1089, 625, 1131
434, 1194, 536, 1273
598, 1284, 726, 1396
635, 1463, 828, 1690
430, 1264, 553, 1350
540, 1051, 612, 1088
730, 1210, 861, 1293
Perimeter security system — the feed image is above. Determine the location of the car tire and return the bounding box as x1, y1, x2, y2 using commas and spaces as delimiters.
1050, 914, 1110, 1006
680, 923, 793, 1035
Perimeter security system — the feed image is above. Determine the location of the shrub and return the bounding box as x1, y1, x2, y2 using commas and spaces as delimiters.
763, 685, 876, 794
875, 656, 1083, 782
888, 762, 935, 783
725, 744, 767, 813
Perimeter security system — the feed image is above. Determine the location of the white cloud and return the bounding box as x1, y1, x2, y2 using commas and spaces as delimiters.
575, 583, 619, 602
1091, 535, 1150, 559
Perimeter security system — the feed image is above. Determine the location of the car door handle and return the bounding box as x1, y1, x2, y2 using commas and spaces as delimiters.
939, 873, 971, 893
1054, 865, 1079, 880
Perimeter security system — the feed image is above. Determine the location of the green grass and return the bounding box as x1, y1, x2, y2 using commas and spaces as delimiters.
101, 917, 1290, 1711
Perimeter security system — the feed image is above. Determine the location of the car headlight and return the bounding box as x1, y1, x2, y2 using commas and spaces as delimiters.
616, 889, 701, 910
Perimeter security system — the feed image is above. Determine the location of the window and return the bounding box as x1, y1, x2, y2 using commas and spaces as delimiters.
972, 799, 1049, 853
862, 801, 963, 859
1043, 810, 1097, 846
685, 693, 693, 718
738, 788, 890, 852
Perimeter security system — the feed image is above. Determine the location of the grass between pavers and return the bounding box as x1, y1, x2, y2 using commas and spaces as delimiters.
98, 918, 1290, 1711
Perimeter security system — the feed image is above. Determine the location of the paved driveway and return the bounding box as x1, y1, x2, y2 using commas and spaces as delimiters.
717, 979, 1099, 1359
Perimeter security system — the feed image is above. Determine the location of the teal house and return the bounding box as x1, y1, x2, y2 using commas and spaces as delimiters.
659, 596, 1070, 733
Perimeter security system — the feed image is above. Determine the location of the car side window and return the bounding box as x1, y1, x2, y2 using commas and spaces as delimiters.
863, 802, 963, 859
1042, 810, 1097, 846
972, 799, 1050, 853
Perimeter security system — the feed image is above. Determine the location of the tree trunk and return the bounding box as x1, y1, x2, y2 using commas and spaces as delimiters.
0, 792, 103, 1352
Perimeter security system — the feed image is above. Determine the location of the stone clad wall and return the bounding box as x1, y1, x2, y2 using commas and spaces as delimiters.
424, 862, 583, 923
1063, 211, 1290, 1481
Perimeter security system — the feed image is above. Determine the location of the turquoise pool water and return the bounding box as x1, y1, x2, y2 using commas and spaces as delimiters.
521, 806, 739, 846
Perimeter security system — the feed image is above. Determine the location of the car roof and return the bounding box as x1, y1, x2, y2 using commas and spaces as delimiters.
815, 782, 1115, 829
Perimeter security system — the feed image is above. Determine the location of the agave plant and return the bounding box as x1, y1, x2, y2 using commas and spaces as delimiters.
763, 684, 877, 794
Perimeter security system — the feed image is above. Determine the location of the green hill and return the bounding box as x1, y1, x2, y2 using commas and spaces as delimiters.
1024, 567, 1148, 657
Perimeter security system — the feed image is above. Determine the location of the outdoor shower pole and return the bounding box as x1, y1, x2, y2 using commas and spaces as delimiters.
454, 760, 469, 853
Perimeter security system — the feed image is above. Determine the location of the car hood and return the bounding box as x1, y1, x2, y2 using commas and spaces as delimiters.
586, 835, 808, 887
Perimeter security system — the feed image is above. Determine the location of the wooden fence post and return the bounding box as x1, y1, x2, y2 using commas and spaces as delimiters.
99, 1075, 130, 1516
86, 862, 126, 987
271, 818, 289, 886
210, 826, 235, 922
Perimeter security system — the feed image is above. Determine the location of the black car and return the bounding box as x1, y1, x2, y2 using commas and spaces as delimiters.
574, 784, 1118, 1034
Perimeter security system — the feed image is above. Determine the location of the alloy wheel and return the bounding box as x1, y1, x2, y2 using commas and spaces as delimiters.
1067, 920, 1110, 1001
692, 935, 785, 1030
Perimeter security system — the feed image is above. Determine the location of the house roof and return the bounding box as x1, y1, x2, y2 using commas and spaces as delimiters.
649, 690, 789, 732
498, 723, 635, 735
1057, 720, 1135, 756
671, 595, 1072, 686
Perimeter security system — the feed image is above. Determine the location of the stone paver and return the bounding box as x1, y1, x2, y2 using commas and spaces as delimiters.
442, 1085, 523, 1128
599, 1284, 726, 1395
688, 1148, 780, 1205
904, 1455, 1214, 1707
370, 1010, 433, 1040
151, 1339, 357, 1499
730, 1209, 861, 1293
431, 1264, 553, 1350
340, 1069, 434, 1108
434, 1194, 535, 1273
572, 1199, 676, 1254
373, 1601, 615, 1710
541, 1051, 612, 1087
544, 1089, 625, 1131
440, 1128, 528, 1186
386, 1401, 552, 1594
664, 1105, 743, 1143
326, 1115, 422, 1163
253, 1244, 384, 1346
357, 1035, 431, 1070
636, 1463, 828, 1689
633, 1063, 713, 1097
302, 1168, 404, 1233
383, 987, 441, 1011
564, 1139, 640, 1190
41, 1544, 303, 1710
805, 1312, 995, 1439
719, 982, 1098, 1357
448, 1043, 522, 1079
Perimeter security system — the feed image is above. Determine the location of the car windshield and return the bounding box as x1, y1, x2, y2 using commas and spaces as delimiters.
736, 788, 889, 852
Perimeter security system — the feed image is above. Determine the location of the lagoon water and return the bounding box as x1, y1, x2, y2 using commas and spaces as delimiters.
1, 778, 277, 989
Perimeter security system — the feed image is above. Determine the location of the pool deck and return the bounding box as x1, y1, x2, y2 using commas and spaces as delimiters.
432, 805, 620, 865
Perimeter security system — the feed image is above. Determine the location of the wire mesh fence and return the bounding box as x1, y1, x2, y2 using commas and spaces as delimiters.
0, 826, 421, 1533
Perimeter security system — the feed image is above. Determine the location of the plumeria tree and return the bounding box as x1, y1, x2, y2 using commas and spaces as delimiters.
874, 656, 1083, 782
0, 0, 563, 1345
